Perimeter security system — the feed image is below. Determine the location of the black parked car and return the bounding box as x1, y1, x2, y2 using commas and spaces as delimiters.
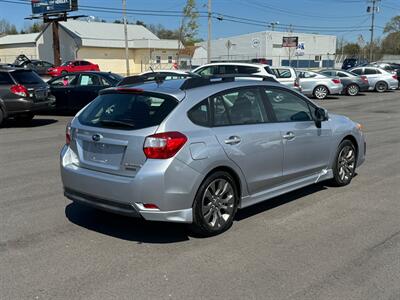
341, 58, 369, 70
13, 54, 54, 76
319, 69, 370, 96
47, 72, 123, 111
0, 66, 55, 126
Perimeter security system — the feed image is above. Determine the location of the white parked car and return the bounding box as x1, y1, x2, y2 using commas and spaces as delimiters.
349, 66, 399, 92
271, 67, 300, 91
192, 62, 276, 80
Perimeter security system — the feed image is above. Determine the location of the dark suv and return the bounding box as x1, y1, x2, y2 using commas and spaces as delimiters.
341, 58, 369, 70
0, 67, 55, 126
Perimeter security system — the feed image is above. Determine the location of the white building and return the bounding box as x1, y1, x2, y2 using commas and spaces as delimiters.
196, 31, 337, 68
0, 20, 183, 74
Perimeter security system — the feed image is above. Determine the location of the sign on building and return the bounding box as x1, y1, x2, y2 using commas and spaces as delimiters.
295, 42, 305, 56
251, 38, 261, 48
31, 0, 78, 15
282, 36, 298, 47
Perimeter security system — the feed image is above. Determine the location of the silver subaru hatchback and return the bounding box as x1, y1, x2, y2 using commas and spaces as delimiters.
61, 76, 366, 236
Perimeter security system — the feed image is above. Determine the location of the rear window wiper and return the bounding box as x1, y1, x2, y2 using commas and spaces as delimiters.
99, 119, 136, 128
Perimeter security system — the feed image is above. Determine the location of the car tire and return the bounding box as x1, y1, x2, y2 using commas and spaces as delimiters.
15, 113, 34, 123
375, 81, 388, 93
190, 171, 239, 237
330, 140, 356, 187
313, 85, 329, 100
346, 84, 360, 96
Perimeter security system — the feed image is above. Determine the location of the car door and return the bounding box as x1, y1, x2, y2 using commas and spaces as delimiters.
48, 74, 78, 110
363, 68, 380, 87
297, 71, 317, 95
69, 74, 104, 110
263, 87, 333, 182
210, 86, 284, 196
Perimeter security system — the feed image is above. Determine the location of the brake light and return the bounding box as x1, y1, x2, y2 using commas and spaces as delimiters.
332, 78, 341, 84
360, 75, 369, 83
143, 203, 159, 209
294, 78, 300, 87
143, 132, 187, 159
10, 84, 29, 97
393, 75, 398, 80
66, 121, 71, 145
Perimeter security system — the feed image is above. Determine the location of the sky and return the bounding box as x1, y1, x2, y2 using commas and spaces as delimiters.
0, 0, 399, 42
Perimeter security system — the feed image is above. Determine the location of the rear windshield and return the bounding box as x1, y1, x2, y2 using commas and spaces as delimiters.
78, 92, 178, 130
11, 70, 44, 84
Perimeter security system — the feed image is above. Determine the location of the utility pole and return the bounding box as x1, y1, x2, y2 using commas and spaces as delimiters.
368, 0, 380, 61
123, 0, 130, 75
52, 21, 61, 66
207, 0, 212, 63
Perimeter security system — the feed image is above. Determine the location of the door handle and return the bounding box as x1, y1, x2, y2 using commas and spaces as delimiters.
283, 132, 295, 140
224, 136, 241, 145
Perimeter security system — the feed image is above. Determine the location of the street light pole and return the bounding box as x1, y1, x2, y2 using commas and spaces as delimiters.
368, 0, 380, 61
123, 0, 130, 75
207, 0, 212, 63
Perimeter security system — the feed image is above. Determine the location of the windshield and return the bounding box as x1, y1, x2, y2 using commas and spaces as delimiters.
78, 92, 178, 130
61, 61, 72, 66
11, 70, 44, 84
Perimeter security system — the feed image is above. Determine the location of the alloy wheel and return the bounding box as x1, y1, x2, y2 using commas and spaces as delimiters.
347, 84, 359, 96
338, 145, 355, 182
314, 86, 328, 99
202, 179, 235, 229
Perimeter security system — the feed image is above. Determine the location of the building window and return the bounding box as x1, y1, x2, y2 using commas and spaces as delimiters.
314, 55, 322, 62
156, 55, 161, 64
168, 56, 173, 63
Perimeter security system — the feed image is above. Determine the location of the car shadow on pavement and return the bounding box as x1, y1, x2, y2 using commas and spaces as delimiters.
65, 203, 190, 244
2, 118, 58, 128
235, 183, 328, 221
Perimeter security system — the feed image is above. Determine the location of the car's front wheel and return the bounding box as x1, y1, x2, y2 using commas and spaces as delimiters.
313, 85, 329, 99
331, 140, 356, 186
190, 171, 239, 236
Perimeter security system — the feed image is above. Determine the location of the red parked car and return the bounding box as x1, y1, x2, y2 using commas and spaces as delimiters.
48, 60, 100, 77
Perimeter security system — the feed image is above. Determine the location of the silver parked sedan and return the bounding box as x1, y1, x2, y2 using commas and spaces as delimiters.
61, 76, 366, 236
296, 70, 343, 99
349, 66, 399, 92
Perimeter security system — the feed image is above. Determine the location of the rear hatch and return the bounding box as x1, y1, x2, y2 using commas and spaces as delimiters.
10, 70, 49, 101
71, 90, 179, 177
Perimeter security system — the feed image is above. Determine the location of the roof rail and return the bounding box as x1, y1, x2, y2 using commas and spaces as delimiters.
117, 71, 199, 86
179, 74, 278, 90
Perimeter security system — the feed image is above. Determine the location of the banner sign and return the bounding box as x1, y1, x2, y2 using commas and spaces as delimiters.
31, 0, 78, 15
282, 36, 298, 47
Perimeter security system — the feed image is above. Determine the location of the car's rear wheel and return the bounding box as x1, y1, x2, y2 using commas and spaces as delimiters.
190, 171, 239, 236
346, 84, 360, 96
331, 140, 356, 187
14, 113, 34, 123
375, 81, 388, 93
313, 85, 329, 99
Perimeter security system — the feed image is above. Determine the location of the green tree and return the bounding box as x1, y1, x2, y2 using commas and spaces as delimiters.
381, 32, 400, 54
179, 0, 199, 45
383, 16, 400, 33
342, 43, 361, 56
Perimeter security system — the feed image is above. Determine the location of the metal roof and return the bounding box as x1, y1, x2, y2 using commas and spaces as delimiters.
0, 33, 40, 46
58, 20, 182, 49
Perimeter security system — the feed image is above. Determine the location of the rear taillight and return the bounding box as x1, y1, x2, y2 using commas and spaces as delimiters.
10, 84, 29, 97
294, 78, 300, 87
66, 121, 71, 145
332, 78, 341, 84
393, 75, 398, 80
143, 132, 187, 159
360, 75, 369, 83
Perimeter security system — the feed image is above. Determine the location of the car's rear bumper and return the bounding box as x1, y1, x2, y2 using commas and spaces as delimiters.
60, 146, 197, 223
6, 96, 55, 115
328, 85, 343, 95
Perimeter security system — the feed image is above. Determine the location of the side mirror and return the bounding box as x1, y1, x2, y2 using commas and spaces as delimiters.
315, 107, 328, 128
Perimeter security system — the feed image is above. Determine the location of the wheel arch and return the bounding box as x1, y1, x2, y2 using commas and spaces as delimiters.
340, 135, 359, 162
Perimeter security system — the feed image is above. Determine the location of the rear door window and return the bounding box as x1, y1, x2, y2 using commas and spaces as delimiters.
237, 66, 259, 74
78, 74, 102, 86
351, 69, 363, 75
10, 70, 43, 84
78, 92, 178, 130
364, 68, 377, 75
337, 72, 349, 77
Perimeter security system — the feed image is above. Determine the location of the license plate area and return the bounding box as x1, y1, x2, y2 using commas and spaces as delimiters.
82, 140, 126, 166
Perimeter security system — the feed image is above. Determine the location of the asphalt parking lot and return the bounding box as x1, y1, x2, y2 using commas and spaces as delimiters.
1, 91, 399, 299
